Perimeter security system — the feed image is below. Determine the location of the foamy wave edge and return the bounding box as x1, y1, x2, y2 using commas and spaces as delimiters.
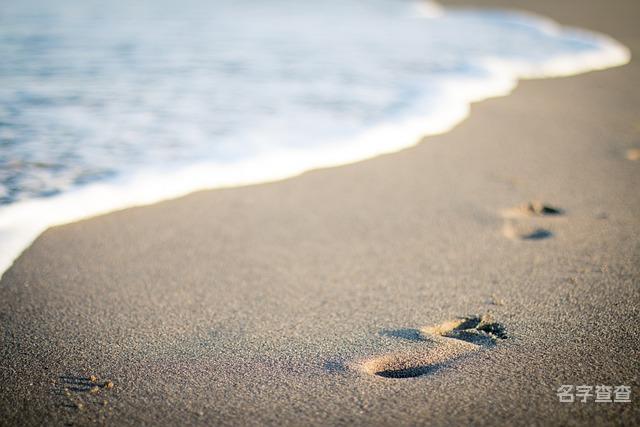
0, 3, 630, 278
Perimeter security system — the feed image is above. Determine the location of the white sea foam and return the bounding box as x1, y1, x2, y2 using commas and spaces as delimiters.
0, 1, 630, 277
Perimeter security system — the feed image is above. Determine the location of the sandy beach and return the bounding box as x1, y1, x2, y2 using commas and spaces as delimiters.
1, 0, 639, 425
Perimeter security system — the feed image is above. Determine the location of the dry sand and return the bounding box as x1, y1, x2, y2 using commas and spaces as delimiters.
1, 0, 639, 425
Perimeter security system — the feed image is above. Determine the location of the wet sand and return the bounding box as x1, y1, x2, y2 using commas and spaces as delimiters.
0, 0, 639, 425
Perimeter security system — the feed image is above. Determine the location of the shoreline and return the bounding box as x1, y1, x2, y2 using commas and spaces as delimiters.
0, 2, 630, 279
1, 0, 639, 425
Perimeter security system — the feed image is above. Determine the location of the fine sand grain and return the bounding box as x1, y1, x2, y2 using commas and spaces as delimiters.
1, 0, 639, 425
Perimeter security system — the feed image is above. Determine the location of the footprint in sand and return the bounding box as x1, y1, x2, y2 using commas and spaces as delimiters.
353, 314, 507, 379
51, 375, 114, 422
500, 201, 564, 241
626, 148, 640, 161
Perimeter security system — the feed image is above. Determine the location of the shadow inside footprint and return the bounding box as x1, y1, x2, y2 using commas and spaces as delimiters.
374, 364, 442, 379
521, 228, 553, 240
503, 201, 565, 218
357, 352, 453, 380
423, 314, 508, 346
380, 328, 425, 342
445, 330, 497, 347
525, 202, 564, 216
503, 222, 554, 241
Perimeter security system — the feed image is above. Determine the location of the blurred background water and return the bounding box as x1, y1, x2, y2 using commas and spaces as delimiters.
0, 0, 626, 207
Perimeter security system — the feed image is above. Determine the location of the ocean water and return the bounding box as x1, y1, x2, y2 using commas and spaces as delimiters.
0, 0, 630, 274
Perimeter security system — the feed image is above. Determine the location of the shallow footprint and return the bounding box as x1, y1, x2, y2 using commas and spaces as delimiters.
500, 201, 564, 241
501, 201, 564, 219
502, 221, 554, 241
354, 314, 506, 379
421, 313, 508, 343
